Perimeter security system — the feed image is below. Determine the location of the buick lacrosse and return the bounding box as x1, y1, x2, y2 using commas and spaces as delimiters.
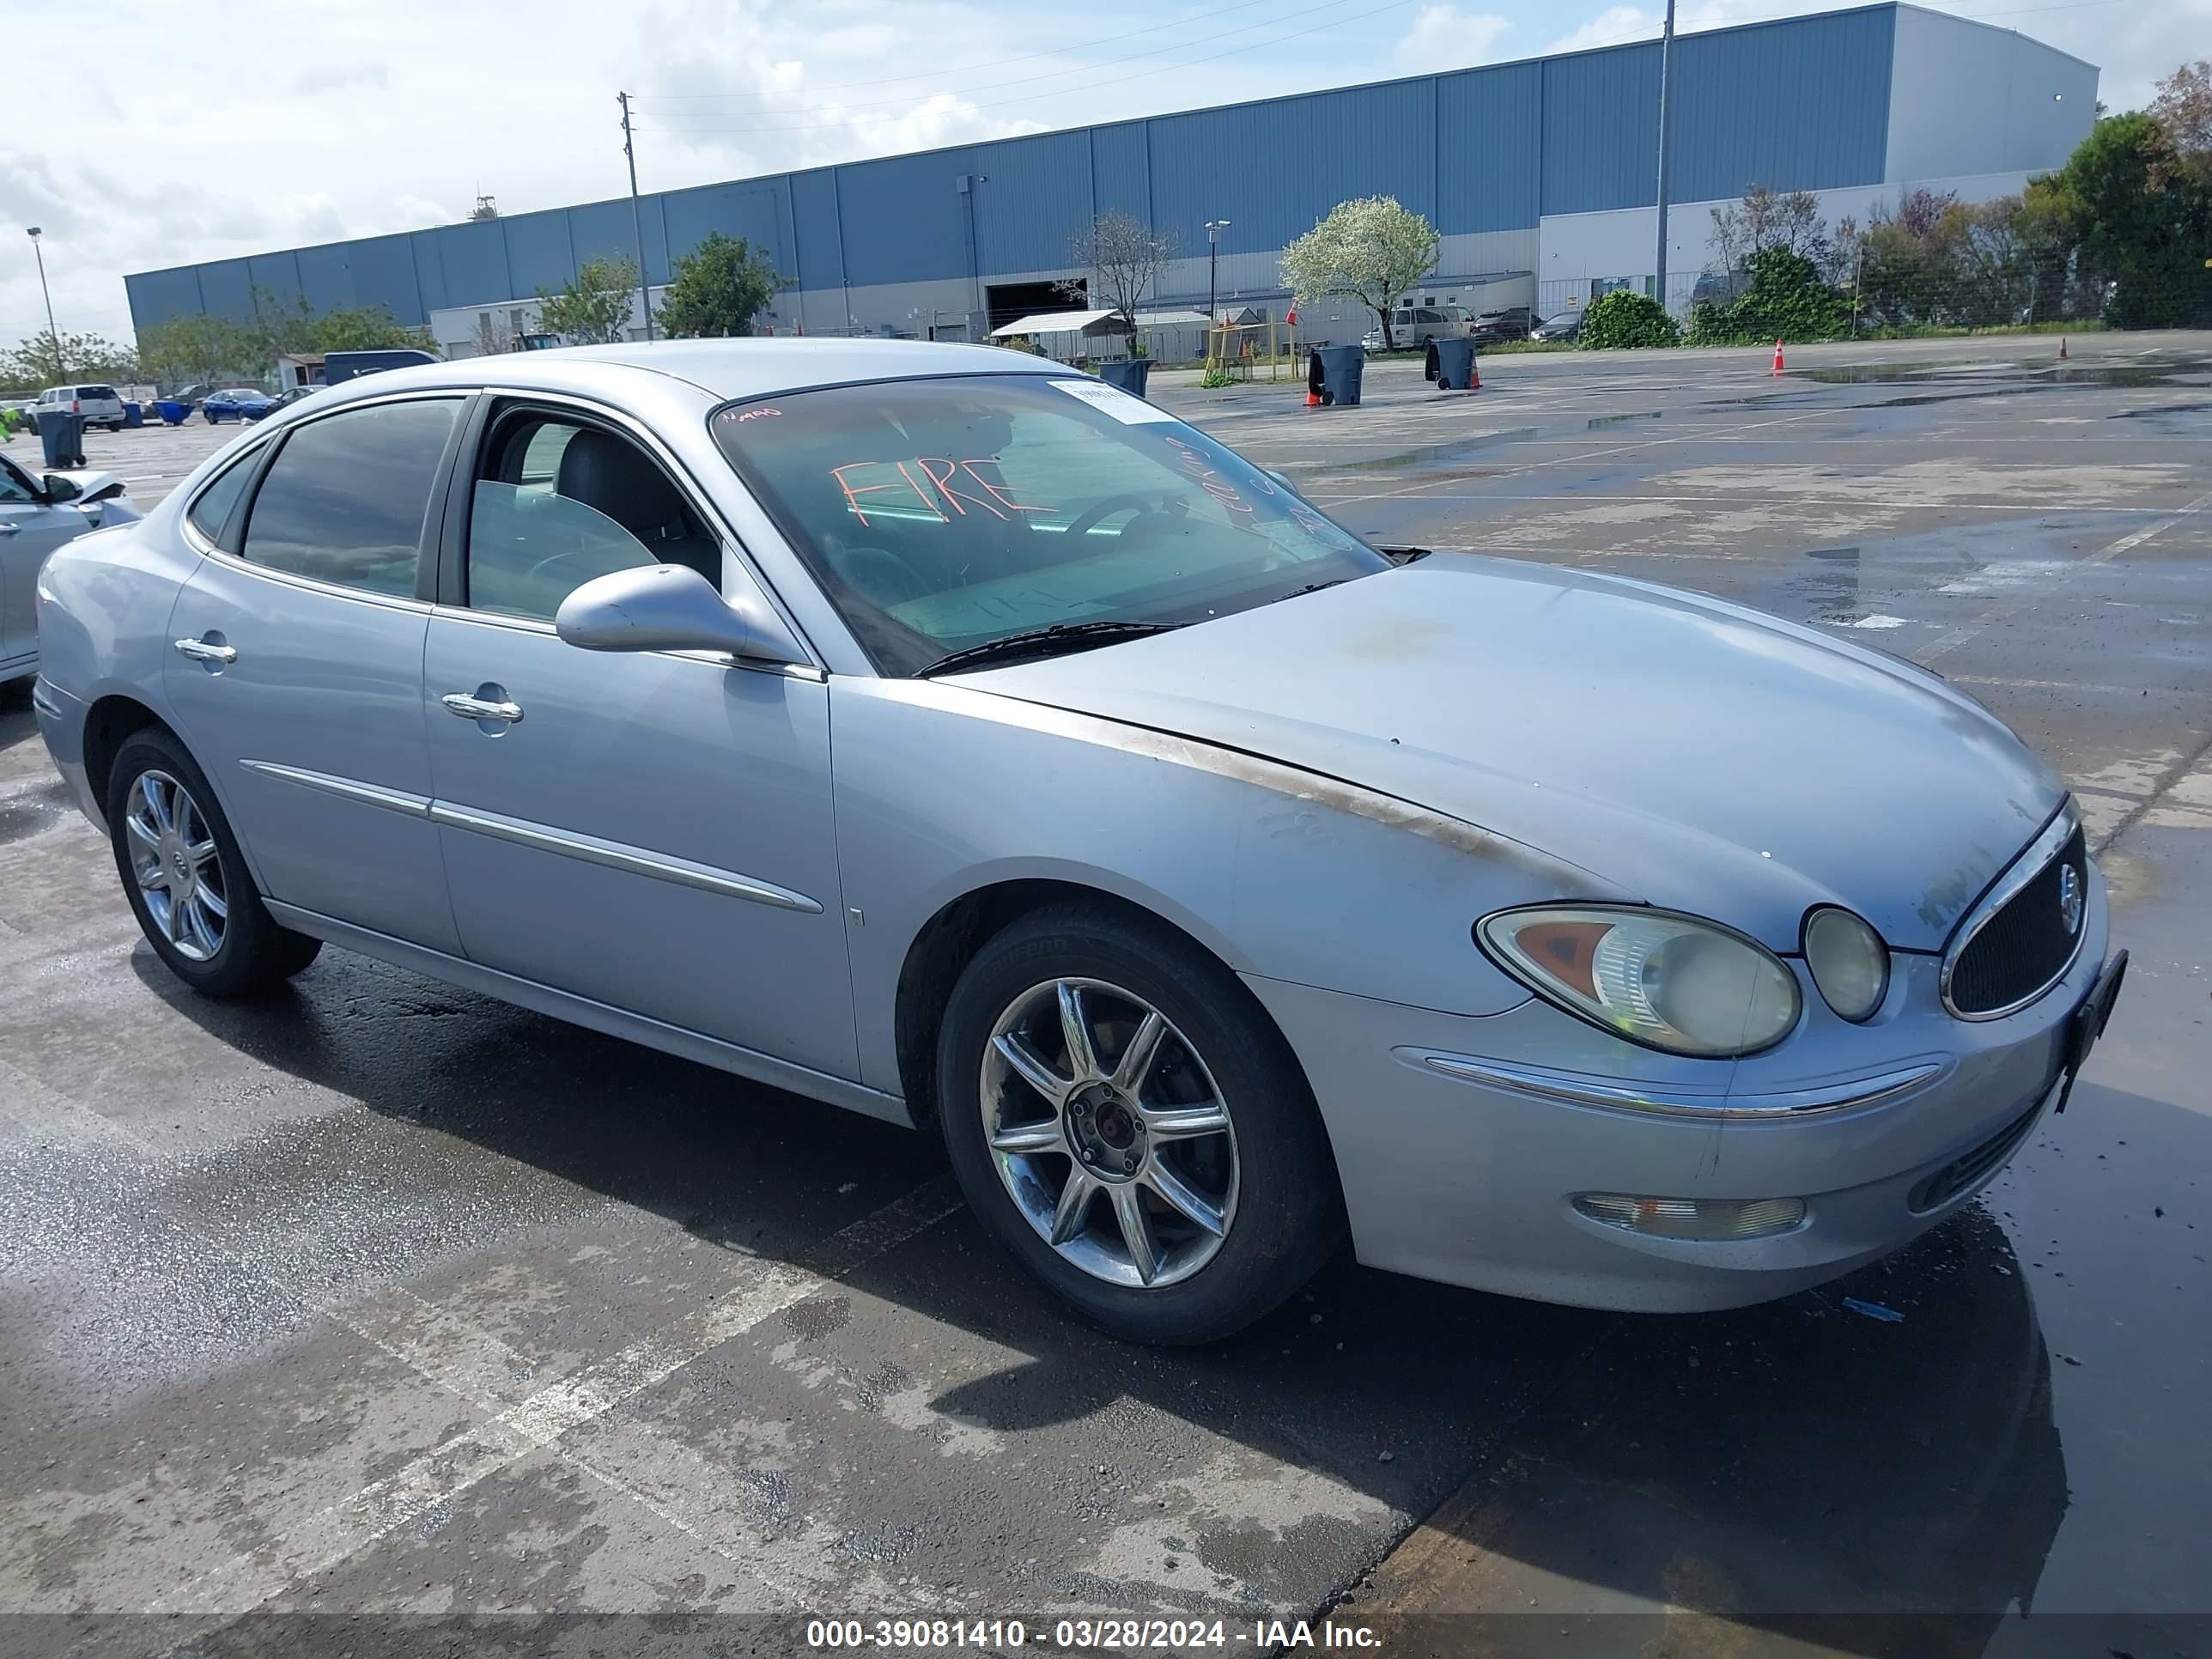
32, 341, 2124, 1343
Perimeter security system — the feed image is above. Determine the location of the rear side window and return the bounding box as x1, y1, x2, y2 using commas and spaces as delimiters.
185, 450, 260, 548
240, 399, 460, 598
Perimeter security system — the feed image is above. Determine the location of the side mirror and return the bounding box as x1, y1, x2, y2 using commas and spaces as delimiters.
42, 473, 80, 503
555, 563, 805, 663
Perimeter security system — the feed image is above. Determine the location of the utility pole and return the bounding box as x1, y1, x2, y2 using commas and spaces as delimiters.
1653, 0, 1676, 314
26, 227, 59, 373
618, 92, 653, 342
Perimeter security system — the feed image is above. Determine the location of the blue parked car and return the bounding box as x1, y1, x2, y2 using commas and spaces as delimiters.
202, 387, 277, 423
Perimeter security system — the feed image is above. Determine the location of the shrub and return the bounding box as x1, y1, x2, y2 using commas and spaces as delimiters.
1685, 246, 1850, 343
1578, 290, 1680, 349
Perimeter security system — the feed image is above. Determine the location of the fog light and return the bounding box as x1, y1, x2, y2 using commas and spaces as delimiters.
1572, 1194, 1807, 1240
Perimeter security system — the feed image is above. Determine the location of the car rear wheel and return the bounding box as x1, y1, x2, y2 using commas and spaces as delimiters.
937, 903, 1343, 1345
106, 729, 322, 997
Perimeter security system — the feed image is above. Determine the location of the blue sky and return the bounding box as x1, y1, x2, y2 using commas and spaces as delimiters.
3, 0, 2203, 343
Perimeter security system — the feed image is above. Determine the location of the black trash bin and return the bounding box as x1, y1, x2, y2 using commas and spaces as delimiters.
1097, 358, 1152, 397
33, 409, 88, 470
1431, 337, 1477, 390
1311, 343, 1365, 407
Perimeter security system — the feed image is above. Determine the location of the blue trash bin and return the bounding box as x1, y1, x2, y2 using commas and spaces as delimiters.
1312, 344, 1366, 407
123, 401, 144, 428
1431, 337, 1476, 391
155, 400, 187, 425
33, 409, 88, 470
1097, 358, 1152, 397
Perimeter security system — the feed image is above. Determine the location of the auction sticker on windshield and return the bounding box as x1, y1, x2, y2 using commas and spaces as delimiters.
1049, 377, 1177, 422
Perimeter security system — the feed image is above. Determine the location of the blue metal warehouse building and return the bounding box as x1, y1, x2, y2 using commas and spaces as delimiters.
125, 2, 2095, 355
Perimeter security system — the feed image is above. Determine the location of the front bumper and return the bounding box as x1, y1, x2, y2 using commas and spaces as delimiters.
1243, 873, 2110, 1312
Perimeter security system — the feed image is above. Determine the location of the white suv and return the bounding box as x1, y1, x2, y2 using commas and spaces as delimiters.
36, 384, 127, 432
1359, 305, 1471, 350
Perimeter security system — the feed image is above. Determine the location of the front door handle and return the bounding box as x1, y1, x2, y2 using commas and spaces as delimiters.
173, 636, 238, 664
442, 691, 525, 726
0, 522, 20, 536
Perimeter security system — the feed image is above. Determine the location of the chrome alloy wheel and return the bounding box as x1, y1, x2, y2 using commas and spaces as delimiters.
980, 977, 1239, 1289
125, 769, 228, 963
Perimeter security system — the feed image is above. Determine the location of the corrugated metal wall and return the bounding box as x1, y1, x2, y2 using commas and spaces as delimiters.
125, 3, 1928, 334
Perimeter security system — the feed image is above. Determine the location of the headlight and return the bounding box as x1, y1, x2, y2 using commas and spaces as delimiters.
1476, 905, 1802, 1057
1803, 908, 1888, 1021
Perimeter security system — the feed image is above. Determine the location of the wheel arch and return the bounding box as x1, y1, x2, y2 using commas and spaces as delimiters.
82, 693, 173, 825
891, 877, 1328, 1162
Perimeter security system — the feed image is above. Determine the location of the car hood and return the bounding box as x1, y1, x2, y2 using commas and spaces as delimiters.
949, 556, 2064, 951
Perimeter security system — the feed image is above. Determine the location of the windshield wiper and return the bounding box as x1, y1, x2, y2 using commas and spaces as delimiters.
916, 619, 1188, 678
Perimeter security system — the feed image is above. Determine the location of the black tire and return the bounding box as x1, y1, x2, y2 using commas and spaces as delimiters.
937, 902, 1344, 1345
106, 727, 322, 997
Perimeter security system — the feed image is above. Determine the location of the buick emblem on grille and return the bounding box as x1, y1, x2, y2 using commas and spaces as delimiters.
2057, 864, 2082, 936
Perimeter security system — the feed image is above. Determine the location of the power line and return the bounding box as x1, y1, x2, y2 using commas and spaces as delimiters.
647, 0, 1284, 101
640, 0, 1412, 137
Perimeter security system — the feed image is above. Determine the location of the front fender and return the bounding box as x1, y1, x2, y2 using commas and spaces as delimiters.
831, 678, 1620, 1096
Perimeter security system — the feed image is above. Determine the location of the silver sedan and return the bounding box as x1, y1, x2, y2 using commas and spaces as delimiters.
30, 341, 2125, 1343
3, 452, 139, 685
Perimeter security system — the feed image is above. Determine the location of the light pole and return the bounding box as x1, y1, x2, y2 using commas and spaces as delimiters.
27, 227, 60, 373
1204, 220, 1231, 325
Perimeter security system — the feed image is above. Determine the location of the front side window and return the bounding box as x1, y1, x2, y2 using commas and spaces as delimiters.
464, 413, 719, 622
714, 374, 1384, 677
240, 398, 459, 597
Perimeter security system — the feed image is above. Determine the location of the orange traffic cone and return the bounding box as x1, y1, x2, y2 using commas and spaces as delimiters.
1771, 338, 1785, 375
1306, 390, 1322, 407
2059, 337, 2069, 360
1469, 356, 1481, 391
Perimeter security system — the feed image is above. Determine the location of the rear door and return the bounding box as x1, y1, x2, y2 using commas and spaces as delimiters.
165, 391, 471, 951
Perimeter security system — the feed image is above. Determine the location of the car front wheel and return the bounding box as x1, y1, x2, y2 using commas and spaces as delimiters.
106, 728, 322, 997
938, 903, 1343, 1345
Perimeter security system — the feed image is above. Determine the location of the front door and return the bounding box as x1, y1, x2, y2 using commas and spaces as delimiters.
0, 454, 80, 672
422, 402, 856, 1079
164, 393, 468, 952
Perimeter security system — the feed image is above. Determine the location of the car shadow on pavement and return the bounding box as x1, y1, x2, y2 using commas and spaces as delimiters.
122, 940, 2111, 1643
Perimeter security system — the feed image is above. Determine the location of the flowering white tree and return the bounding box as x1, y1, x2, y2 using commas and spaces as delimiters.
1279, 196, 1440, 348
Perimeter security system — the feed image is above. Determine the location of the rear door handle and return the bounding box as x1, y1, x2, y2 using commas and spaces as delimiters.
0, 522, 20, 536
442, 692, 525, 725
173, 637, 238, 664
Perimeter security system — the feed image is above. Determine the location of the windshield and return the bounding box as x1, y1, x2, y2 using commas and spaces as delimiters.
713, 373, 1387, 677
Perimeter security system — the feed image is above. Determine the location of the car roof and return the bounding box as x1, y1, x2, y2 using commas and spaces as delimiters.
305, 337, 1072, 407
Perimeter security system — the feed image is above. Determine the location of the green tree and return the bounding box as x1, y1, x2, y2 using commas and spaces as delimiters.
655, 233, 783, 338
538, 256, 640, 345
1279, 196, 1439, 348
4, 330, 141, 390
136, 313, 264, 387
2029, 111, 2211, 328
1578, 289, 1680, 349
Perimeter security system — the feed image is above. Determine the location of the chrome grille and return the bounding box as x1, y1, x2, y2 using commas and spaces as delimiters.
1944, 817, 2087, 1019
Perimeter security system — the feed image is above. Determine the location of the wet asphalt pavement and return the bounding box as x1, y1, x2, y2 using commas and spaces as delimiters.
1, 335, 2208, 1657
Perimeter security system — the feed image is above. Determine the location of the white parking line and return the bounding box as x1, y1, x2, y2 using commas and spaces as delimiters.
1308, 406, 1846, 507
1923, 486, 2212, 663
146, 1173, 961, 1615
0, 1055, 962, 1618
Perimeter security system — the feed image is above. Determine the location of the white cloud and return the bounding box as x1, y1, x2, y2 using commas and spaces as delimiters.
1395, 7, 1514, 72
